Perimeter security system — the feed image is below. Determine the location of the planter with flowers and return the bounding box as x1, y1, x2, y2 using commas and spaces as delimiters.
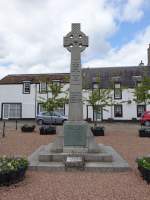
0, 156, 29, 186
136, 157, 150, 184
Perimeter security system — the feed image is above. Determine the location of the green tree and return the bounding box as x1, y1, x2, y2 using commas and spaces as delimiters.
133, 76, 150, 107
87, 86, 112, 127
39, 81, 69, 121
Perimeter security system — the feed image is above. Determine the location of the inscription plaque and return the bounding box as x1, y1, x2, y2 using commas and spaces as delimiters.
70, 92, 82, 103
64, 123, 87, 146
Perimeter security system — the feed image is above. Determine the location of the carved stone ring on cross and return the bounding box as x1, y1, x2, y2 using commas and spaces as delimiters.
63, 24, 88, 53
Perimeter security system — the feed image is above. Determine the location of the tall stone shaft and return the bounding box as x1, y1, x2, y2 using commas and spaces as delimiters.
63, 23, 88, 121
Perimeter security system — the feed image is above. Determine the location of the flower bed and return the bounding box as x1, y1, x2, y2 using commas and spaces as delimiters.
137, 157, 150, 184
0, 156, 29, 186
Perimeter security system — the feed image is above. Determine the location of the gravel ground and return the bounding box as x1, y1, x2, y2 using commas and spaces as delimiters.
0, 122, 150, 200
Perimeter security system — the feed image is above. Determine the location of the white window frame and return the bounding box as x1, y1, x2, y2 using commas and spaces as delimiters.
137, 105, 146, 117
92, 83, 99, 89
23, 81, 30, 94
2, 103, 21, 119
115, 83, 121, 89
114, 82, 122, 99
39, 82, 47, 93
114, 104, 123, 117
137, 82, 141, 87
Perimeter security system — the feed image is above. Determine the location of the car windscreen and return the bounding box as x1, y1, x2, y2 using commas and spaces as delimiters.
53, 112, 62, 117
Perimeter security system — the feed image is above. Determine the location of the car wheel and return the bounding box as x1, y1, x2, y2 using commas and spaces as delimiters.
145, 121, 150, 127
37, 119, 43, 125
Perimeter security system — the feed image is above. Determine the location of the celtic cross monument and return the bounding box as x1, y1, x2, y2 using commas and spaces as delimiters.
29, 23, 130, 172
62, 23, 100, 152
47, 23, 101, 153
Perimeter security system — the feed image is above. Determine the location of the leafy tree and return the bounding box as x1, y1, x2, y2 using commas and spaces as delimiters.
133, 76, 150, 107
87, 78, 112, 127
39, 81, 69, 116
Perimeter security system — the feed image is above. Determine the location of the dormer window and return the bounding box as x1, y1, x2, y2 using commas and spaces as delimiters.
114, 82, 122, 99
23, 81, 30, 94
39, 82, 47, 93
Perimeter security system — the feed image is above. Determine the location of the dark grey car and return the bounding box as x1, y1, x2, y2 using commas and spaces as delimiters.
36, 111, 68, 125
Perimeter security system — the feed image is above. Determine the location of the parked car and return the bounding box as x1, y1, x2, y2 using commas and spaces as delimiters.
140, 111, 150, 126
36, 111, 68, 125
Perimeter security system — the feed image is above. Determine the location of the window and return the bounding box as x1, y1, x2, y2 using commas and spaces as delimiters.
43, 112, 50, 116
137, 105, 146, 117
114, 105, 123, 117
38, 103, 46, 114
93, 106, 102, 121
23, 82, 30, 94
39, 82, 47, 93
55, 107, 65, 115
114, 82, 122, 99
137, 81, 141, 88
92, 83, 99, 90
2, 103, 21, 119
115, 83, 121, 89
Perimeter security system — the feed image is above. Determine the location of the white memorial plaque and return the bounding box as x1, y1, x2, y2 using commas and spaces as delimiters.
66, 156, 83, 163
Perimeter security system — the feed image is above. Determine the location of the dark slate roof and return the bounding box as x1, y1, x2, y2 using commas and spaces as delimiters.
82, 66, 150, 89
0, 66, 150, 89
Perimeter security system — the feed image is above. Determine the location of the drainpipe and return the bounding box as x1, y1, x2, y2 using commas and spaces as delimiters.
35, 83, 37, 118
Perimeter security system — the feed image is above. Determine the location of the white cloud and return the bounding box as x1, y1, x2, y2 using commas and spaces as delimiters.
0, 0, 148, 79
121, 0, 144, 22
84, 25, 150, 67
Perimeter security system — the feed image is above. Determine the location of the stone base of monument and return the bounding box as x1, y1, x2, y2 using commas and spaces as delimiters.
28, 142, 131, 172
49, 121, 102, 154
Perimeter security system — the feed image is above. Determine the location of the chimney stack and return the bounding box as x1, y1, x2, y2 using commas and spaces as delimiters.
139, 60, 144, 66
148, 44, 150, 66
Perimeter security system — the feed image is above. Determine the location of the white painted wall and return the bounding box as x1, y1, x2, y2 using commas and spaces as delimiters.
0, 83, 149, 120
0, 84, 36, 118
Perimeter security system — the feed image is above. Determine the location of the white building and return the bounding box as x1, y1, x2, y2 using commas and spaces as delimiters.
0, 46, 150, 121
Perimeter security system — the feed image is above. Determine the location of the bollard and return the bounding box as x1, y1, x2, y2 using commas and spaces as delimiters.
2, 121, 5, 138
16, 120, 18, 130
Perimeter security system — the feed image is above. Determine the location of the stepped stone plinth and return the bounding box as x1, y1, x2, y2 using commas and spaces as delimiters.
28, 125, 130, 172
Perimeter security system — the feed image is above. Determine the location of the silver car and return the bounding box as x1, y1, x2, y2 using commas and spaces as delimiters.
36, 111, 68, 125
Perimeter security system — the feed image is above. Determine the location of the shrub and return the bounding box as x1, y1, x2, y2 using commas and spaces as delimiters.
137, 157, 150, 170
0, 156, 29, 174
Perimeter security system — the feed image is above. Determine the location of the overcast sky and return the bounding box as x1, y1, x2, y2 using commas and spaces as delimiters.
0, 0, 150, 78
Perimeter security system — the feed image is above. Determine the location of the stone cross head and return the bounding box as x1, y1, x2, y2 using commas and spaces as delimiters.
63, 23, 88, 52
